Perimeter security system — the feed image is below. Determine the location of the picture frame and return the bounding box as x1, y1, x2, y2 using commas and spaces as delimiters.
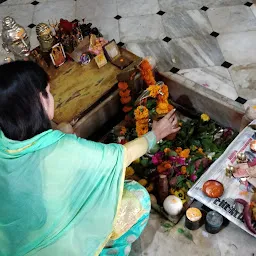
95, 52, 107, 68
103, 40, 121, 61
50, 43, 66, 67
103, 39, 132, 70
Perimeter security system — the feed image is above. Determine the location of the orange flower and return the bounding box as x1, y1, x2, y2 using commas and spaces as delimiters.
157, 85, 169, 101
175, 147, 182, 154
123, 105, 133, 113
164, 148, 171, 154
179, 149, 190, 159
157, 161, 171, 173
120, 96, 132, 104
156, 102, 169, 115
118, 82, 128, 90
140, 59, 156, 86
119, 89, 131, 98
197, 147, 204, 155
136, 118, 148, 125
134, 106, 149, 120
140, 59, 152, 70
136, 124, 148, 136
181, 166, 187, 175
148, 85, 160, 98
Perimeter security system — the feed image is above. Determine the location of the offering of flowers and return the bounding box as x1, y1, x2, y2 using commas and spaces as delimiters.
103, 59, 237, 216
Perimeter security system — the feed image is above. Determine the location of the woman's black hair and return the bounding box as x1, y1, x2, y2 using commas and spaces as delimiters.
0, 61, 52, 141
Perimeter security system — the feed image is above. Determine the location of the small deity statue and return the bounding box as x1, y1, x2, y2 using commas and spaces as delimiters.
36, 23, 54, 52
1, 16, 31, 60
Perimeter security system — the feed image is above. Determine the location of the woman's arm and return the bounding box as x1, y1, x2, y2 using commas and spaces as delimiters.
123, 109, 180, 167
123, 133, 155, 167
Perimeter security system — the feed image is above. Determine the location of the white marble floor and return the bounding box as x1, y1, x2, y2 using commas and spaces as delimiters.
1, 0, 256, 255
1, 0, 256, 105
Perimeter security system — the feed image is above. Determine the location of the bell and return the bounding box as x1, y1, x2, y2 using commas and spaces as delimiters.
236, 152, 248, 163
225, 165, 235, 178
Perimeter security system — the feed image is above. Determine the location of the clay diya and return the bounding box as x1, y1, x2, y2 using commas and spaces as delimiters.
250, 140, 256, 152
202, 180, 224, 198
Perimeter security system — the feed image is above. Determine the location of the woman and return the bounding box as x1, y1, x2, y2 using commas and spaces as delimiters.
0, 61, 179, 256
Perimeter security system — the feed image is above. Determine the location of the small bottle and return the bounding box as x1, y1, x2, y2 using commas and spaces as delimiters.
158, 175, 169, 204
205, 211, 223, 234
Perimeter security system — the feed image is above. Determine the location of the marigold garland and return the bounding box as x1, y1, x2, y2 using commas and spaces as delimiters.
134, 106, 149, 136
120, 96, 132, 105
118, 81, 132, 114
123, 105, 133, 113
140, 59, 156, 86
119, 89, 131, 98
118, 82, 128, 90
148, 85, 161, 98
155, 84, 174, 115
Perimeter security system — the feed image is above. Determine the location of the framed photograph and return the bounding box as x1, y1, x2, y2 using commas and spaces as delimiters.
95, 52, 107, 68
50, 43, 66, 67
103, 40, 120, 61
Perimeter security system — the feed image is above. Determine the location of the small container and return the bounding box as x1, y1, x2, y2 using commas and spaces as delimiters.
158, 175, 169, 204
250, 140, 256, 152
205, 211, 223, 234
185, 207, 202, 230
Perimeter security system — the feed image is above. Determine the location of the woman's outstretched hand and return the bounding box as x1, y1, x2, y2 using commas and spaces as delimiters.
152, 109, 180, 142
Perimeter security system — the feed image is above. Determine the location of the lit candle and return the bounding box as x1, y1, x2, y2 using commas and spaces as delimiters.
185, 207, 202, 230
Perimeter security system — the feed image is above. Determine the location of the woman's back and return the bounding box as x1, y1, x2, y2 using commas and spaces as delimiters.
0, 130, 124, 255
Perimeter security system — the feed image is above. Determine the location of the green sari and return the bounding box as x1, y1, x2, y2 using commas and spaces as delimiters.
0, 129, 125, 255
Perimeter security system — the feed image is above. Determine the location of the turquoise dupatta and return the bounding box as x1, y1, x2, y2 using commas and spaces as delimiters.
0, 130, 125, 255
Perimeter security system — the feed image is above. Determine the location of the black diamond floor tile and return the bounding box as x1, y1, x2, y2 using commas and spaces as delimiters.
28, 23, 36, 29
117, 42, 125, 47
170, 67, 180, 73
210, 31, 219, 38
114, 15, 122, 20
163, 36, 172, 43
157, 10, 165, 16
201, 6, 209, 11
221, 61, 233, 68
244, 2, 253, 7
235, 97, 247, 104
31, 0, 39, 5
0, 0, 7, 4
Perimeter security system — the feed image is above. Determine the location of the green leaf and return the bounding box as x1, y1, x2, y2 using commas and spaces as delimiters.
186, 164, 195, 175
183, 230, 194, 242
177, 175, 186, 184
177, 228, 184, 234
161, 221, 174, 229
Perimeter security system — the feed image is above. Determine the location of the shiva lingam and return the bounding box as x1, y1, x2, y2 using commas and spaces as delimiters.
36, 23, 54, 52
1, 16, 31, 60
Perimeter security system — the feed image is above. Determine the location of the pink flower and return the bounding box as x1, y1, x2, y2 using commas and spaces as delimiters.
169, 156, 186, 165
190, 174, 197, 182
152, 152, 164, 165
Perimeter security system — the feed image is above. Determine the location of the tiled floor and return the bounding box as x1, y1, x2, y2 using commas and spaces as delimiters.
1, 0, 256, 255
1, 0, 256, 106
